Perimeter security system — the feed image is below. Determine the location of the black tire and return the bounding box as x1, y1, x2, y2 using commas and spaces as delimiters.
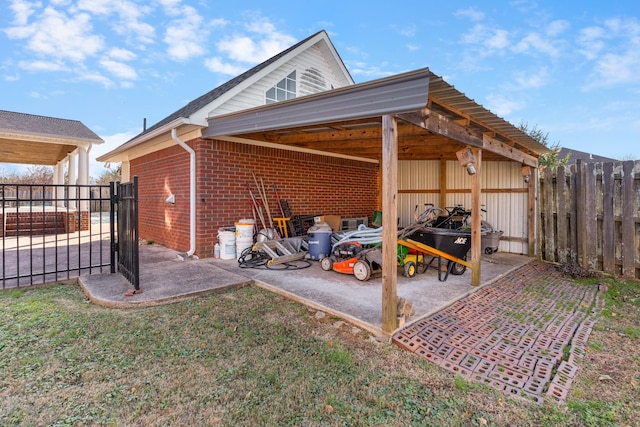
449, 261, 467, 275
320, 256, 334, 271
485, 247, 493, 255
353, 260, 372, 281
403, 261, 416, 278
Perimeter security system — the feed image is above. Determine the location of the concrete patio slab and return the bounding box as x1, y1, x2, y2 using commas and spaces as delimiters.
79, 242, 531, 338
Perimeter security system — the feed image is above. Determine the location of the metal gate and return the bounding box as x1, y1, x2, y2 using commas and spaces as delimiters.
111, 176, 139, 291
1, 182, 113, 289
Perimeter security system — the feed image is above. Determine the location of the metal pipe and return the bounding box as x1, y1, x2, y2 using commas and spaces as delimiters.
171, 128, 197, 259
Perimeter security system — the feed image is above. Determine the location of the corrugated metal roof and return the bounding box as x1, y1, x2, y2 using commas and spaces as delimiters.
426, 72, 546, 154
204, 69, 430, 137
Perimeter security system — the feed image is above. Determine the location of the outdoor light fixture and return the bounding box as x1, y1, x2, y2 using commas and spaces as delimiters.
521, 165, 532, 183
166, 194, 175, 204
456, 147, 476, 175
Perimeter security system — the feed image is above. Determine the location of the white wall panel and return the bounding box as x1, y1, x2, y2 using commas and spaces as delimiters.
398, 159, 530, 254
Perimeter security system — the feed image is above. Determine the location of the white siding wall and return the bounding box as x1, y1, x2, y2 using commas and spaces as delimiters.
398, 160, 529, 254
212, 43, 351, 116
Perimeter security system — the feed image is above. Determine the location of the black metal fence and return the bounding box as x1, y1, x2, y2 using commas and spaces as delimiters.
113, 176, 139, 290
1, 183, 113, 289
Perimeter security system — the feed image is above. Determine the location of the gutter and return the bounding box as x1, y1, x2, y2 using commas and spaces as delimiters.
171, 128, 198, 260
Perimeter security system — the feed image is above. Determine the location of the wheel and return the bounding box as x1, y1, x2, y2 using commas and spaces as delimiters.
353, 260, 372, 281
449, 261, 467, 275
320, 256, 334, 271
403, 261, 416, 278
485, 247, 494, 255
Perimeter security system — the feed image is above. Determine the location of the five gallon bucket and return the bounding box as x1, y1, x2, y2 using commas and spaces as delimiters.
217, 230, 236, 260
307, 223, 332, 260
235, 219, 255, 259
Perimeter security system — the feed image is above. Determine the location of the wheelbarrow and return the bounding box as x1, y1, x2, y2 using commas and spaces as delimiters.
401, 227, 473, 281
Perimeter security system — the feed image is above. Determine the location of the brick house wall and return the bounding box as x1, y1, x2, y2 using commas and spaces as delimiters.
130, 138, 379, 258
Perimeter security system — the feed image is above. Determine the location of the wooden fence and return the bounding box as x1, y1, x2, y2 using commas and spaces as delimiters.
538, 160, 640, 279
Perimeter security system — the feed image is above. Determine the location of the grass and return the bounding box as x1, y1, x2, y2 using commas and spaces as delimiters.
0, 277, 638, 426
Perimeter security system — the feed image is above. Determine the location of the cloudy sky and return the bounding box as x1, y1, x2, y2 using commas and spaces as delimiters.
1, 0, 639, 178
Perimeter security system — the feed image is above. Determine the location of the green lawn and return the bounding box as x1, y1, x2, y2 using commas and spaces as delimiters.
0, 278, 638, 426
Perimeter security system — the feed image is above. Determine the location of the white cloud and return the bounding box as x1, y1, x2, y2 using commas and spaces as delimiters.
108, 47, 136, 61
578, 17, 640, 88
161, 1, 208, 61
485, 94, 524, 117
7, 0, 41, 26
203, 57, 246, 75
546, 20, 570, 37
211, 18, 296, 65
454, 7, 485, 22
577, 26, 606, 60
99, 59, 137, 80
76, 0, 155, 44
90, 130, 139, 179
512, 32, 561, 57
406, 43, 420, 52
513, 68, 549, 89
5, 6, 104, 62
462, 25, 510, 52
18, 59, 67, 72
76, 71, 113, 87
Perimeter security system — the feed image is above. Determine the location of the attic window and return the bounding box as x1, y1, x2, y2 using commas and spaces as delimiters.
266, 71, 296, 104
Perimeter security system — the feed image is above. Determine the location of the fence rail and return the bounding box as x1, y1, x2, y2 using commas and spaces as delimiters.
1, 183, 113, 288
539, 160, 640, 279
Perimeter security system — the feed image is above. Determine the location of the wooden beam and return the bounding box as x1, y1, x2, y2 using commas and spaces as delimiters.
470, 148, 482, 286
381, 115, 398, 333
398, 109, 484, 148
483, 134, 538, 167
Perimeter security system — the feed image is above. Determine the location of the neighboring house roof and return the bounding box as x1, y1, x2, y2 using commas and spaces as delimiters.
0, 110, 103, 165
557, 147, 617, 164
99, 30, 352, 163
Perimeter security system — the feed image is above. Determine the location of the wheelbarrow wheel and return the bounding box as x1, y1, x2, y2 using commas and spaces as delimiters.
320, 256, 334, 271
403, 261, 416, 278
449, 260, 467, 275
353, 260, 372, 281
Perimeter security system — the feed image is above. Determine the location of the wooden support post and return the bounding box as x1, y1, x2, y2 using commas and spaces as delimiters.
381, 115, 398, 332
528, 166, 539, 257
439, 158, 447, 210
470, 148, 482, 286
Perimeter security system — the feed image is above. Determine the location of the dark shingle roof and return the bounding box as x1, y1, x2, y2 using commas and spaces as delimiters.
558, 147, 617, 164
0, 110, 103, 142
134, 30, 330, 141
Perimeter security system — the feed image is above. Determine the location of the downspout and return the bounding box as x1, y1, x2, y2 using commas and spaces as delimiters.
171, 128, 197, 259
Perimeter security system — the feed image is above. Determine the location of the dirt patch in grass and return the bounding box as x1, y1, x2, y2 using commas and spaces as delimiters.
0, 276, 638, 426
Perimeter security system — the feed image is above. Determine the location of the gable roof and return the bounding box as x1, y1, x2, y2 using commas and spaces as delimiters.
99, 30, 352, 163
0, 110, 103, 165
557, 147, 617, 164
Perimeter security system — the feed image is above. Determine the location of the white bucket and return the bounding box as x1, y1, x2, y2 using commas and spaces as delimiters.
217, 230, 236, 260
235, 219, 255, 259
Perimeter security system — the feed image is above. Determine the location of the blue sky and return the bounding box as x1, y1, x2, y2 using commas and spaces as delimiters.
1, 0, 639, 179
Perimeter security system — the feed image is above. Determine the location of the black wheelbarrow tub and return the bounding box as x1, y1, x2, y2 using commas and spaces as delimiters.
406, 227, 472, 260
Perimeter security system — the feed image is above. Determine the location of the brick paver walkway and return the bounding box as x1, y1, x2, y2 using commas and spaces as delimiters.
392, 260, 606, 404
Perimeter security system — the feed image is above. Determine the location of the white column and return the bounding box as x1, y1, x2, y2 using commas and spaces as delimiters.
56, 160, 65, 207
68, 151, 77, 209
121, 160, 130, 182
78, 146, 89, 211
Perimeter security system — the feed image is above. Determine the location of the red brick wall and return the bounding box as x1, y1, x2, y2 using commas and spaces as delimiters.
131, 144, 191, 252
131, 138, 379, 258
